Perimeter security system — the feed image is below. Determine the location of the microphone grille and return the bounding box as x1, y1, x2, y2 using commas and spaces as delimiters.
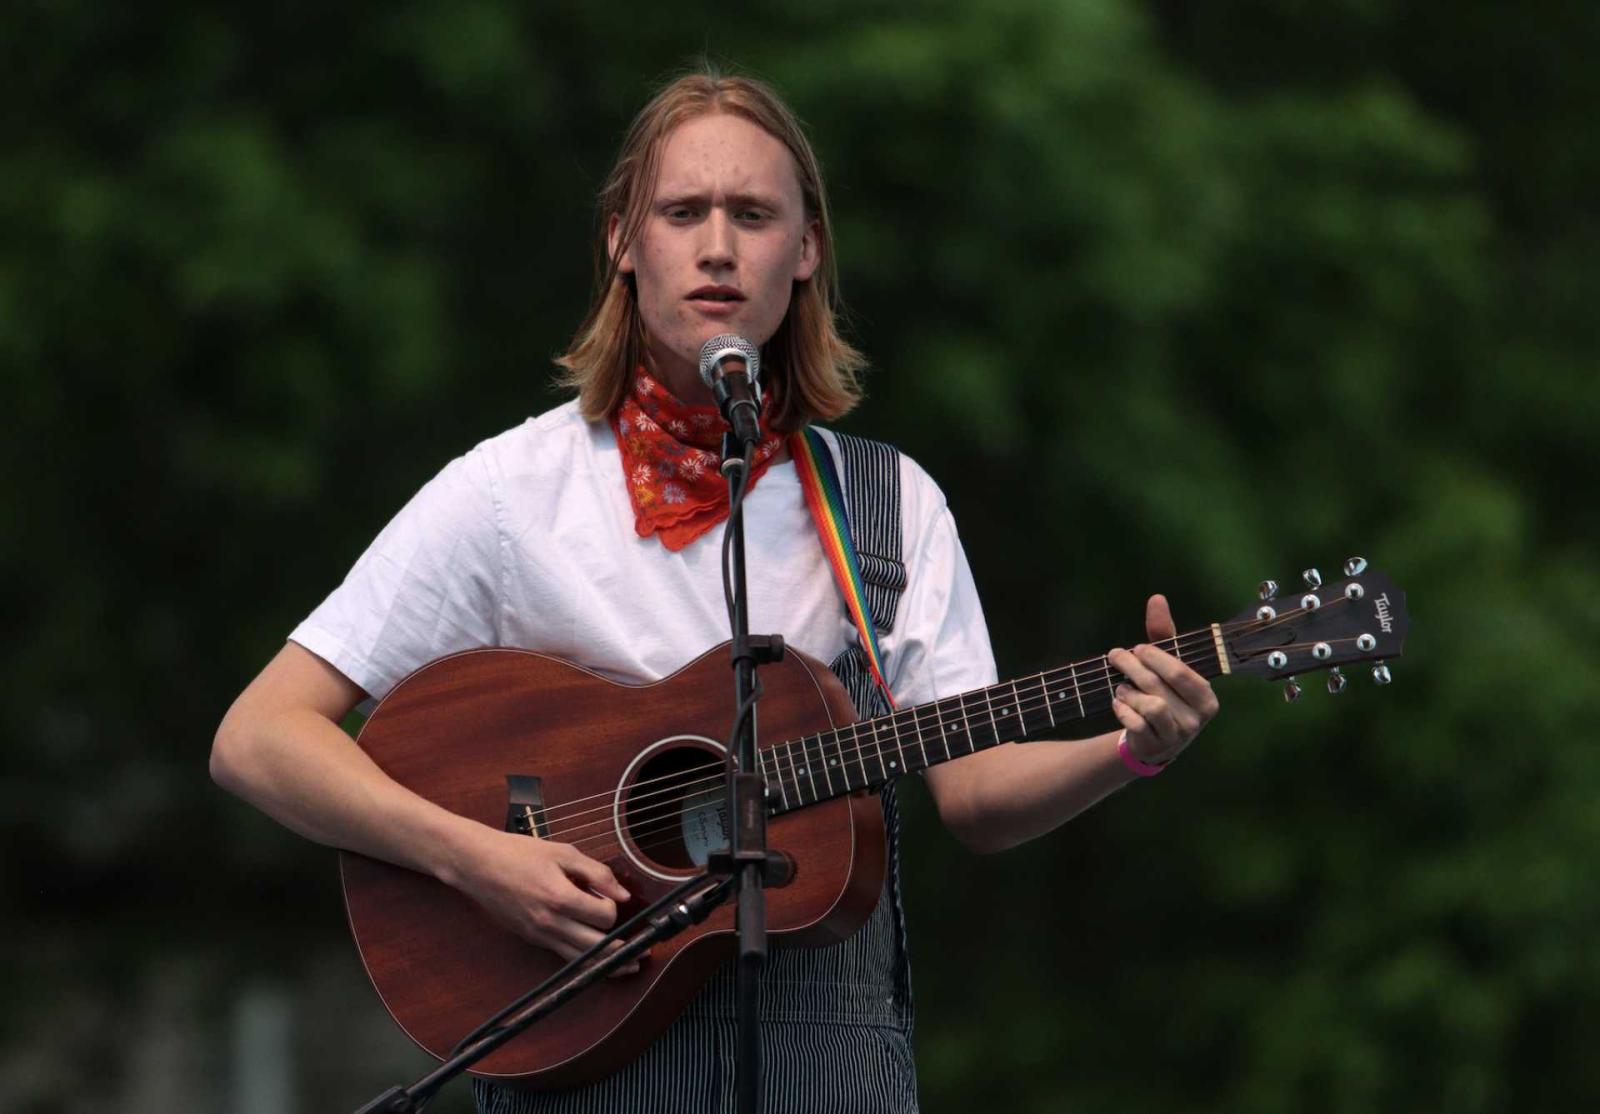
697, 334, 761, 390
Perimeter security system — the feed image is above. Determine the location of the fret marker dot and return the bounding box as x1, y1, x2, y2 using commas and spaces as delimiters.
889, 759, 897, 768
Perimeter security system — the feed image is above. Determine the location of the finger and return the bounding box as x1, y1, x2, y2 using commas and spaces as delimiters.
559, 846, 631, 903
1109, 646, 1181, 707
547, 916, 610, 957
1113, 697, 1173, 765
1145, 593, 1177, 643
555, 884, 621, 931
1115, 685, 1180, 746
1133, 644, 1220, 719
1111, 694, 1151, 738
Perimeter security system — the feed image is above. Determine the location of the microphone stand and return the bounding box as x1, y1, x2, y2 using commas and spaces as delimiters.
350, 870, 736, 1113
716, 430, 787, 1114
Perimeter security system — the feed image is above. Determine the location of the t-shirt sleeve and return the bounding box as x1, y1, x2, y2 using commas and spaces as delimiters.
884, 498, 999, 708
288, 447, 503, 702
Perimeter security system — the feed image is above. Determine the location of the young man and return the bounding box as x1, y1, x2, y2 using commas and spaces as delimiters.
211, 71, 1218, 1112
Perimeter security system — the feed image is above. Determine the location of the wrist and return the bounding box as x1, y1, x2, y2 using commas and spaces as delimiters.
1117, 730, 1170, 778
425, 811, 491, 889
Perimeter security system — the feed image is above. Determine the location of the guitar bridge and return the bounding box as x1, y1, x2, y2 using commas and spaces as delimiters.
505, 775, 551, 839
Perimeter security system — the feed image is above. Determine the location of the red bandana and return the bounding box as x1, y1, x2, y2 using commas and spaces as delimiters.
610, 367, 785, 551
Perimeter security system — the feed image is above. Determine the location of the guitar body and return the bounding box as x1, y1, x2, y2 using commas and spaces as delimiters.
340, 643, 885, 1088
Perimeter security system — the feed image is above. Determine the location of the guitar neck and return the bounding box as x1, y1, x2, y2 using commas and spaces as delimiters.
760, 624, 1230, 815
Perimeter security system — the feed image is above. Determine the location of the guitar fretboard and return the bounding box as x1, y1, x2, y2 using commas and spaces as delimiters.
758, 629, 1227, 815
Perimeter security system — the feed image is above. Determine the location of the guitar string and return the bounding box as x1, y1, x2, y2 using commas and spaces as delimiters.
527, 596, 1365, 837
567, 631, 1374, 863
547, 621, 1368, 854
526, 623, 1235, 831
524, 592, 1364, 834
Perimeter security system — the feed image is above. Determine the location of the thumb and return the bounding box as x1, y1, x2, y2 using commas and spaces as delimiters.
1145, 593, 1177, 643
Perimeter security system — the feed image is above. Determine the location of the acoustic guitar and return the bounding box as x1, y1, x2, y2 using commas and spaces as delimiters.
341, 560, 1408, 1087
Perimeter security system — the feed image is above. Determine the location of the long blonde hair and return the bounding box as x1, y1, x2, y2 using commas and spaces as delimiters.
555, 68, 864, 432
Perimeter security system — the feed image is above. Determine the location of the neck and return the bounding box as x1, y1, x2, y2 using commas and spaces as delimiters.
643, 342, 715, 409
760, 626, 1229, 815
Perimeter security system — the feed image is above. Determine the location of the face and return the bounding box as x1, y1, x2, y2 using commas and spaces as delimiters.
610, 112, 820, 404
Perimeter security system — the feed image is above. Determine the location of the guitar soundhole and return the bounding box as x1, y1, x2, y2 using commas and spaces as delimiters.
622, 742, 728, 875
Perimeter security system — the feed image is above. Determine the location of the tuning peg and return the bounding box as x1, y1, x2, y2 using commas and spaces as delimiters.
1326, 667, 1346, 694
1258, 579, 1279, 601
1344, 556, 1368, 576
1371, 661, 1392, 685
1283, 677, 1302, 703
1302, 568, 1322, 590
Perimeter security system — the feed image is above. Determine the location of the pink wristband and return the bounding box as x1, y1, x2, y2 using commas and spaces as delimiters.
1117, 730, 1168, 778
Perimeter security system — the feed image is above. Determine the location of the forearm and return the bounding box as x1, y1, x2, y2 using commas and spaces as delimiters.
210, 702, 482, 886
927, 730, 1139, 854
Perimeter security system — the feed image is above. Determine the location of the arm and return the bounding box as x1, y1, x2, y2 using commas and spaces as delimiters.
925, 594, 1219, 853
210, 641, 635, 966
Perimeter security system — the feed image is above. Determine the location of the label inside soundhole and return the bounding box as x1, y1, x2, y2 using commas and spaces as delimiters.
680, 788, 728, 868
619, 735, 728, 879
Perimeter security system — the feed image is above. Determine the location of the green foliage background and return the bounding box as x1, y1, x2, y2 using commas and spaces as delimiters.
5, 1, 1597, 1110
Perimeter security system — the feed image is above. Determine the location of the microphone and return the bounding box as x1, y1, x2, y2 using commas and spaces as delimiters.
697, 334, 763, 449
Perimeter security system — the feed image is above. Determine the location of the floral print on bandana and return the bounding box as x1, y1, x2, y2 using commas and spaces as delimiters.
609, 366, 785, 551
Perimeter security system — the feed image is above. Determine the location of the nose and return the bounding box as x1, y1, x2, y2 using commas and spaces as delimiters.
698, 207, 737, 272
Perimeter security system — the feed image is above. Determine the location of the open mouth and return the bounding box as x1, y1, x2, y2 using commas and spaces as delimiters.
688, 286, 745, 305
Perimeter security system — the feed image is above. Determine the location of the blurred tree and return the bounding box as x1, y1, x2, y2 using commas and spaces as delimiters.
3, 1, 1595, 1111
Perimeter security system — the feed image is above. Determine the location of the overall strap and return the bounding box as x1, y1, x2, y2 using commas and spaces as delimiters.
789, 427, 907, 708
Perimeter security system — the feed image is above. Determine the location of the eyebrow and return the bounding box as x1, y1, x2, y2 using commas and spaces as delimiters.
654, 191, 785, 212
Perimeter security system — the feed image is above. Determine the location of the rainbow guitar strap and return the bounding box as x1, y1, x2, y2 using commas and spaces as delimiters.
789, 427, 897, 709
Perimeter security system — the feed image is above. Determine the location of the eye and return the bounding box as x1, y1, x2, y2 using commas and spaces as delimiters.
664, 205, 699, 222
735, 208, 771, 224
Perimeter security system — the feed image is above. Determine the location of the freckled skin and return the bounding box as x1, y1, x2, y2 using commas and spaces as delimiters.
609, 113, 819, 405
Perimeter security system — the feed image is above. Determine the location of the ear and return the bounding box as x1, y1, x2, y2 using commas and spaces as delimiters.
793, 219, 820, 283
607, 213, 635, 275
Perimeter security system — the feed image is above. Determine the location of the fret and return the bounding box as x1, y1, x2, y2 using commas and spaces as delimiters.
816, 732, 836, 797
1040, 671, 1057, 730
871, 716, 889, 780
843, 726, 863, 791
1069, 661, 1086, 718
955, 690, 975, 755
799, 736, 820, 802
1008, 678, 1026, 740
888, 708, 908, 775
981, 686, 1001, 747
765, 746, 789, 812
825, 726, 851, 797
1015, 676, 1043, 738
936, 696, 954, 761
911, 703, 932, 770
784, 739, 807, 806
871, 718, 890, 781
844, 722, 870, 790
1106, 654, 1133, 711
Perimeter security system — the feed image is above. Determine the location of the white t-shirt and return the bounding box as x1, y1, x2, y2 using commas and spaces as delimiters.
290, 400, 997, 710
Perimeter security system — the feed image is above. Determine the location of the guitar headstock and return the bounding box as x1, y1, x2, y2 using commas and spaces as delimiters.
1221, 557, 1408, 700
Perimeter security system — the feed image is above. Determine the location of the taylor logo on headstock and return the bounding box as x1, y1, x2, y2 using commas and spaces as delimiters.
1374, 592, 1394, 634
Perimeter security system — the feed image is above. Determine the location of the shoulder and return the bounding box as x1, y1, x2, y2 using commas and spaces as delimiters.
810, 426, 951, 537
468, 397, 610, 483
